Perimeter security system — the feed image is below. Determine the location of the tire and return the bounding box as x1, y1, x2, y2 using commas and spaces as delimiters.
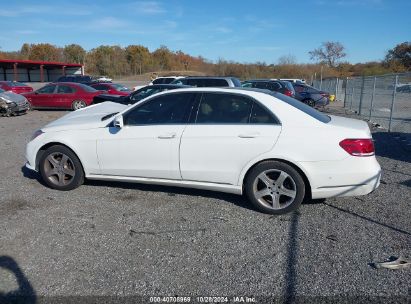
72, 100, 87, 110
39, 145, 84, 191
303, 99, 315, 107
244, 161, 305, 214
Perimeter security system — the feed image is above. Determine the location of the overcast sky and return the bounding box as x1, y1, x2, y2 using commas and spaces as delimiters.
1, 0, 410, 64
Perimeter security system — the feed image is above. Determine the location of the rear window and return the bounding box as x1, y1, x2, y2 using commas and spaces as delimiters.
272, 92, 331, 123
78, 84, 98, 92
230, 78, 242, 87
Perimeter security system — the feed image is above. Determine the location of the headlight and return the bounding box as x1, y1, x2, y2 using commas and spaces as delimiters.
31, 130, 44, 141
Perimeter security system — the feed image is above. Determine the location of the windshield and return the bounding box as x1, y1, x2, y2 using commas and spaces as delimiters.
9, 81, 28, 87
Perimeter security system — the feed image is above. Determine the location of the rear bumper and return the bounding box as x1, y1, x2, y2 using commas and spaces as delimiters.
298, 156, 381, 199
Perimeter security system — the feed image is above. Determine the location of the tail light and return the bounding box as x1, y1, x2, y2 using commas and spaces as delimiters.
339, 139, 375, 156
284, 90, 293, 97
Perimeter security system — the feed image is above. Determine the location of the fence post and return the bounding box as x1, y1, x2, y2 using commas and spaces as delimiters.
358, 76, 365, 115
350, 87, 354, 110
335, 78, 339, 99
343, 78, 348, 107
368, 76, 376, 121
388, 75, 398, 132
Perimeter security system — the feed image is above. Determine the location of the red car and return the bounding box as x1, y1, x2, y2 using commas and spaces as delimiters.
0, 81, 33, 94
23, 82, 105, 110
89, 82, 131, 96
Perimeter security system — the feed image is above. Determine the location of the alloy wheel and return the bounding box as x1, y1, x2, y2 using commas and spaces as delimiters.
43, 152, 76, 187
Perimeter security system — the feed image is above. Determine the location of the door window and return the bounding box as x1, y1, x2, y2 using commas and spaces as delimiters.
36, 85, 56, 94
124, 93, 194, 125
196, 93, 252, 124
250, 102, 278, 124
57, 85, 75, 94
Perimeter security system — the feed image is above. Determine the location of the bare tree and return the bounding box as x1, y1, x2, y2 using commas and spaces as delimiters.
309, 41, 346, 67
278, 54, 297, 65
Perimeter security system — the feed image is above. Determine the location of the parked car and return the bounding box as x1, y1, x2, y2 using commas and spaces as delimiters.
90, 83, 131, 96
0, 88, 30, 116
396, 84, 411, 93
150, 76, 185, 85
95, 76, 112, 82
171, 76, 242, 87
56, 75, 94, 85
25, 87, 381, 215
23, 82, 105, 110
242, 80, 296, 98
93, 84, 190, 105
0, 81, 33, 94
279, 78, 306, 84
290, 83, 330, 107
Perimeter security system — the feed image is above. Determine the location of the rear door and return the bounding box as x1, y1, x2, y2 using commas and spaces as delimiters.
56, 84, 77, 108
179, 92, 282, 185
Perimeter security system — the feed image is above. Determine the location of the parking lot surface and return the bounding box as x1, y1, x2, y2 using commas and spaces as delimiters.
0, 105, 410, 302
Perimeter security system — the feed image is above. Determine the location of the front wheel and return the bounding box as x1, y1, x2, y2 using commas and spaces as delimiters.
244, 161, 305, 214
72, 100, 87, 110
39, 145, 84, 191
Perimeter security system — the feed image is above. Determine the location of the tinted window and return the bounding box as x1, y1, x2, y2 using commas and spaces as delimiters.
254, 82, 268, 90
162, 78, 175, 84
196, 93, 252, 124
271, 93, 331, 123
92, 84, 108, 90
152, 78, 163, 85
57, 85, 75, 93
77, 84, 98, 92
130, 87, 163, 102
124, 93, 194, 125
242, 82, 253, 88
231, 78, 242, 87
37, 85, 56, 94
293, 85, 305, 93
266, 82, 282, 91
250, 102, 277, 124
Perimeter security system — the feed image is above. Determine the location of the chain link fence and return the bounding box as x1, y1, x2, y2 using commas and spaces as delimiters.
313, 73, 411, 133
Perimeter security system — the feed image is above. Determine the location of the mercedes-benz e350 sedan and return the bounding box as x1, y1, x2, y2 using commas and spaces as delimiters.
25, 88, 381, 214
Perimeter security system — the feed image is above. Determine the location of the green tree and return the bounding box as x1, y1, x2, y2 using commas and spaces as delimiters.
63, 44, 86, 64
385, 42, 411, 70
125, 45, 151, 75
152, 45, 172, 70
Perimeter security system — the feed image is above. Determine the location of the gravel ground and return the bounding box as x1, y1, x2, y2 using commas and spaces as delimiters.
0, 104, 410, 303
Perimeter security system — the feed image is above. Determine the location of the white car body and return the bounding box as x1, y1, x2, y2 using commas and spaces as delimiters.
96, 76, 112, 82
25, 88, 381, 199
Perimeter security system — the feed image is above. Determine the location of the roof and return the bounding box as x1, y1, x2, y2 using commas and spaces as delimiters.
0, 59, 82, 67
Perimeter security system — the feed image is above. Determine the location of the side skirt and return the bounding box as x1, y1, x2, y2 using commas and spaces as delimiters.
86, 174, 243, 195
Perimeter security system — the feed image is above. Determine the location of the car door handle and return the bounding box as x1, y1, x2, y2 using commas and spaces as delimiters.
238, 133, 260, 138
158, 133, 176, 139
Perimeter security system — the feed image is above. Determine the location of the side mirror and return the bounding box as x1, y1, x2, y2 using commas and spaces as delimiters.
113, 115, 124, 128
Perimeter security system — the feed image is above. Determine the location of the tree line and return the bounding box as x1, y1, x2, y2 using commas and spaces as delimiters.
1, 41, 410, 80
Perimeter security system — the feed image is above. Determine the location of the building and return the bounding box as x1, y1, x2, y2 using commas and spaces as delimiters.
0, 59, 84, 82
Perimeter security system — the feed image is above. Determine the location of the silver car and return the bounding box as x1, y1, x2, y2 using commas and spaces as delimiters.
0, 88, 30, 116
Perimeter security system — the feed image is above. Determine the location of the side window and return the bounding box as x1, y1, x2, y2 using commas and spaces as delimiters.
242, 82, 252, 88
57, 85, 75, 93
196, 93, 252, 124
92, 84, 107, 90
294, 85, 304, 93
250, 102, 277, 124
162, 78, 174, 84
37, 85, 56, 94
124, 93, 194, 125
152, 79, 163, 85
255, 82, 268, 90
267, 82, 282, 91
187, 79, 201, 87
205, 79, 228, 87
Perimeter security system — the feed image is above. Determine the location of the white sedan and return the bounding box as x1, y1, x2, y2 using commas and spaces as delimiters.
25, 88, 381, 214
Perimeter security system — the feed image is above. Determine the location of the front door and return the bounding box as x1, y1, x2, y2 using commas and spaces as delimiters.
29, 84, 56, 108
96, 92, 196, 179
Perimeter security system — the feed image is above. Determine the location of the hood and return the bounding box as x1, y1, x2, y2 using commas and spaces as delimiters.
43, 102, 127, 132
0, 91, 27, 104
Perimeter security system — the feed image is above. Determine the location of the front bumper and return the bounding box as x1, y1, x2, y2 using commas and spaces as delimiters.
4, 101, 30, 115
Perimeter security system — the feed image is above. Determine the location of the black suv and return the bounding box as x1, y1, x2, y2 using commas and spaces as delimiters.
171, 76, 242, 87
241, 80, 296, 98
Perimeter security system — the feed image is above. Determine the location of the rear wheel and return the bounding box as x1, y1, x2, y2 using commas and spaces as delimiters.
245, 161, 305, 214
39, 145, 84, 191
72, 100, 87, 110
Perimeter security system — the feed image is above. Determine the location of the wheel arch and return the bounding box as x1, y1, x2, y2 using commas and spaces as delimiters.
241, 158, 312, 201
35, 142, 85, 173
